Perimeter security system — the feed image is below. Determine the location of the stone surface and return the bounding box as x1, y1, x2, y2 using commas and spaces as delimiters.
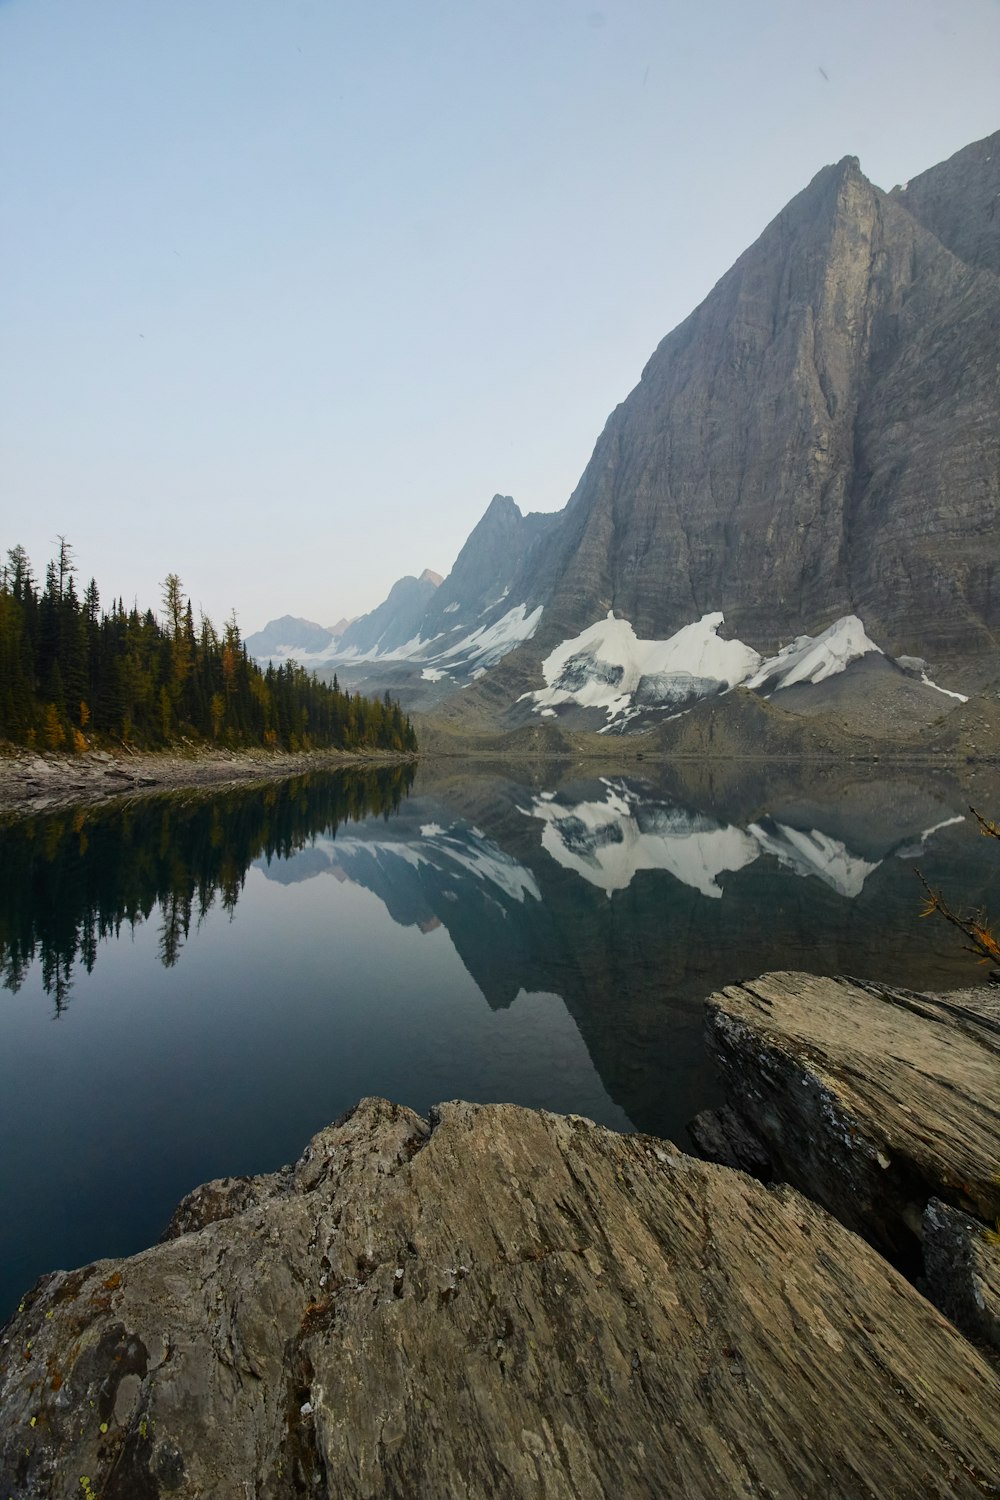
2, 1097, 1000, 1499
704, 972, 1000, 1266
924, 1197, 1000, 1357
687, 1104, 772, 1178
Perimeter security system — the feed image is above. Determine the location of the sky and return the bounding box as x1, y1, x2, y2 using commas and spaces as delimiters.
1, 0, 998, 634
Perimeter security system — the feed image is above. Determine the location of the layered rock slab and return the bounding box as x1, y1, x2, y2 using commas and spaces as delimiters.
3, 1099, 999, 1499
705, 973, 1000, 1267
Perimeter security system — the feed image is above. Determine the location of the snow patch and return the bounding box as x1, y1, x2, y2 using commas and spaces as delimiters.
748, 820, 879, 898
919, 671, 968, 703
525, 612, 760, 723
893, 814, 965, 859
745, 615, 881, 692
439, 603, 543, 668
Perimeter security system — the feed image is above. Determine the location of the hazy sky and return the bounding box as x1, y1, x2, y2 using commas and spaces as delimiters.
2, 1, 998, 632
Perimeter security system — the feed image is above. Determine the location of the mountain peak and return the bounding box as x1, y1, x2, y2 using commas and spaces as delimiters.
419, 569, 444, 587
484, 494, 523, 521
891, 127, 1000, 276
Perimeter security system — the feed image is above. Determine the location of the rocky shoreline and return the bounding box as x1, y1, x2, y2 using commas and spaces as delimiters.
1, 972, 998, 1498
0, 745, 416, 818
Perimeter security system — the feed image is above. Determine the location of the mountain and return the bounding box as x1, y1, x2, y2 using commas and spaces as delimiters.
244, 615, 341, 661
522, 136, 1000, 668
335, 568, 443, 657
310, 499, 558, 699
303, 130, 1000, 728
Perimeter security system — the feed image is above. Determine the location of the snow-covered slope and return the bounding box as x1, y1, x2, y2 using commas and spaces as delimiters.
745, 616, 882, 693
518, 611, 966, 729
521, 613, 761, 726
523, 779, 935, 900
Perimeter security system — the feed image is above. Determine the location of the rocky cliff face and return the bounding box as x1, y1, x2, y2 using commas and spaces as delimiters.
528, 136, 1000, 666
892, 131, 1000, 277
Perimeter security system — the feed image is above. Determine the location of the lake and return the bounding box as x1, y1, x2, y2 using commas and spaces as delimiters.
2, 757, 998, 1322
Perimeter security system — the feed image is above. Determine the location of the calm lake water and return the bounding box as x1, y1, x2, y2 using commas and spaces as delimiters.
2, 757, 998, 1322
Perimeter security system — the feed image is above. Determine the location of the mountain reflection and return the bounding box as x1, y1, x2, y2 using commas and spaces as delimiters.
0, 766, 415, 1010
1, 760, 997, 1141
523, 779, 963, 899
233, 762, 995, 1137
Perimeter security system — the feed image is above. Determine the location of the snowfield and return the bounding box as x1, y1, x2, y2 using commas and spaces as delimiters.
521, 611, 955, 726
523, 612, 761, 723
745, 615, 881, 692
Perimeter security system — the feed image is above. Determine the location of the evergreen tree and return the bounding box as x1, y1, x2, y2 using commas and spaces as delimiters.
0, 543, 419, 756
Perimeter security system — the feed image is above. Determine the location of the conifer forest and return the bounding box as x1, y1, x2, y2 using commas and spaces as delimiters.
0, 541, 417, 754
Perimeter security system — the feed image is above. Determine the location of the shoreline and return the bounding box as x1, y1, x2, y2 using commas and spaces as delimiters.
0, 744, 416, 818
2, 730, 998, 820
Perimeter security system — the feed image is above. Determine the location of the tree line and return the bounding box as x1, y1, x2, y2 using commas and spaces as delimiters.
0, 540, 417, 754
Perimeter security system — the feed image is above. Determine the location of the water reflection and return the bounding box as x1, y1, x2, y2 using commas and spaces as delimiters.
0, 766, 415, 1008
523, 779, 965, 898
4, 763, 996, 1030
241, 762, 999, 1135
2, 758, 998, 1323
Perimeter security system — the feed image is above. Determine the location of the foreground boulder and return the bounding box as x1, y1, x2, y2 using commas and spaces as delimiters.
702, 973, 1000, 1274
2, 1099, 999, 1498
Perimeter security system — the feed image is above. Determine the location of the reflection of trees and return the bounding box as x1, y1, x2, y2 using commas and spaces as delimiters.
0, 765, 415, 1011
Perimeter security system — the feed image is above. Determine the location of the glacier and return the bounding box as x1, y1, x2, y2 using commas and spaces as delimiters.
521, 612, 761, 723
522, 611, 958, 726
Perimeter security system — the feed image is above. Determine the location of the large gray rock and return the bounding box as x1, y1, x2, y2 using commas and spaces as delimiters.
2, 1097, 999, 1498
704, 973, 1000, 1267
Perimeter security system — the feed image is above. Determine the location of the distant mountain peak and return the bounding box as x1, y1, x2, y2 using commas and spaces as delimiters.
419, 569, 444, 587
